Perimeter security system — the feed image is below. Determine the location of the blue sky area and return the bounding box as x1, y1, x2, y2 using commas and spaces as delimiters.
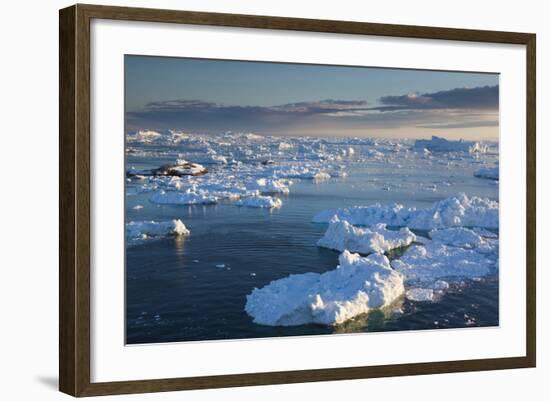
125, 55, 499, 139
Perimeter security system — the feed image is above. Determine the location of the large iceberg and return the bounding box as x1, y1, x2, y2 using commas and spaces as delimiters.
126, 219, 190, 241
312, 193, 499, 230
413, 136, 487, 154
317, 218, 416, 254
245, 251, 404, 326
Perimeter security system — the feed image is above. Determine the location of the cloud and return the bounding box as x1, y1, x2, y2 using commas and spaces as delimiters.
126, 86, 499, 135
126, 99, 372, 133
132, 98, 369, 117
374, 85, 499, 112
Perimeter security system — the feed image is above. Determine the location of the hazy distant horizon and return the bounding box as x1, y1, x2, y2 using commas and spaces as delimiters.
125, 55, 499, 140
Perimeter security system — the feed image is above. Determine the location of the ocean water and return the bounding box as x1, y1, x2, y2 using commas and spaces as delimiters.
125, 137, 499, 344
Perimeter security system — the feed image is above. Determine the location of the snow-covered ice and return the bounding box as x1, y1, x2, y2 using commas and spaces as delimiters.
237, 195, 283, 208
391, 241, 493, 283
150, 190, 218, 205
246, 178, 290, 195
474, 166, 499, 180
245, 251, 404, 326
126, 219, 190, 241
127, 130, 162, 143
405, 288, 434, 302
414, 136, 488, 154
317, 218, 416, 254
313, 193, 499, 230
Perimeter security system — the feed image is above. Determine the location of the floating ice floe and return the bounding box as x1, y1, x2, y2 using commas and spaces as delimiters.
127, 130, 162, 143
126, 219, 190, 241
405, 288, 434, 302
245, 251, 404, 326
317, 218, 416, 254
474, 166, 499, 180
237, 196, 282, 208
246, 178, 290, 195
153, 160, 208, 177
150, 190, 218, 205
278, 142, 293, 150
127, 159, 208, 177
312, 193, 499, 230
391, 241, 493, 283
413, 136, 488, 154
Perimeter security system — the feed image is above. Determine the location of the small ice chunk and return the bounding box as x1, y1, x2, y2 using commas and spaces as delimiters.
150, 190, 218, 205
245, 250, 404, 326
127, 130, 162, 143
405, 288, 434, 302
132, 205, 144, 210
126, 219, 190, 240
246, 178, 289, 195
474, 166, 499, 180
433, 280, 450, 291
278, 142, 293, 150
237, 196, 282, 208
313, 171, 331, 181
317, 218, 416, 254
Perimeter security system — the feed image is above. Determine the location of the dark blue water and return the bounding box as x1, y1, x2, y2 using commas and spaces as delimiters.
126, 156, 499, 344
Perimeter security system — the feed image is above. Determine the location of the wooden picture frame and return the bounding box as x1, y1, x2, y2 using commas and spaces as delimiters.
59, 3, 536, 397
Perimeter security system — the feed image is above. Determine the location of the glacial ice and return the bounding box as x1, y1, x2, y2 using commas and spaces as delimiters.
317, 218, 416, 254
414, 136, 488, 154
126, 219, 190, 241
236, 196, 283, 208
245, 250, 405, 326
312, 193, 499, 230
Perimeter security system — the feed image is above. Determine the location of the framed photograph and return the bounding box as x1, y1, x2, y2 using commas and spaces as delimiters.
59, 4, 536, 397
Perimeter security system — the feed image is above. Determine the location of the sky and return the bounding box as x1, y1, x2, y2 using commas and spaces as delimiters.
125, 55, 499, 140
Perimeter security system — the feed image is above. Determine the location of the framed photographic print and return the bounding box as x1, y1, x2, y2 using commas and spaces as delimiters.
59, 4, 536, 397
